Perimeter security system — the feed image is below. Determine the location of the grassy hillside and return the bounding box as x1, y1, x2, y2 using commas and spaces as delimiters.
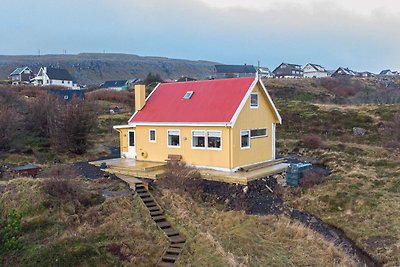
0, 53, 218, 85
1, 77, 400, 266
0, 175, 167, 266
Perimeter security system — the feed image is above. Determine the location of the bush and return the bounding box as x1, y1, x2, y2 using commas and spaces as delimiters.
47, 164, 79, 180
0, 107, 16, 150
0, 209, 23, 253
86, 89, 133, 105
300, 169, 324, 187
143, 72, 163, 86
157, 162, 203, 199
48, 97, 96, 154
42, 178, 82, 203
302, 134, 323, 149
383, 113, 400, 150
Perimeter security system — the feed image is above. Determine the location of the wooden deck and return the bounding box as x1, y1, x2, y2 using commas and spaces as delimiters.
89, 158, 288, 185
89, 158, 166, 179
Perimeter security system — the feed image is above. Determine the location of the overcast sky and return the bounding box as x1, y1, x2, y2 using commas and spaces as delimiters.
1, 0, 399, 72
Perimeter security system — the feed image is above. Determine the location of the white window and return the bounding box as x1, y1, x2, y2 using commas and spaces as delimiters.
250, 128, 268, 138
240, 130, 250, 149
207, 131, 221, 149
149, 129, 156, 142
192, 130, 205, 148
250, 93, 259, 108
167, 130, 180, 147
191, 130, 222, 150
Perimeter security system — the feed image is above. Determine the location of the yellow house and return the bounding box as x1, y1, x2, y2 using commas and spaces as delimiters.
113, 76, 282, 172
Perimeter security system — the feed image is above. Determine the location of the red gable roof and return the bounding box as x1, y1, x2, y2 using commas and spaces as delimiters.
130, 77, 256, 123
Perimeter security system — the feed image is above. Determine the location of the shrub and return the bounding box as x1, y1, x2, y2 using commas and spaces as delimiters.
86, 89, 133, 105
48, 97, 96, 154
48, 164, 79, 180
143, 72, 163, 86
302, 134, 323, 149
0, 209, 23, 253
383, 113, 400, 150
42, 178, 82, 203
157, 162, 203, 199
300, 169, 323, 187
0, 107, 16, 150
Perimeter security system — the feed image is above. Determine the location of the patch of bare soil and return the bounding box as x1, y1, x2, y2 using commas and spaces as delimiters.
73, 162, 118, 180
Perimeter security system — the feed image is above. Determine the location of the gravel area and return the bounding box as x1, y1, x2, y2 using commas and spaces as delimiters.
73, 162, 118, 180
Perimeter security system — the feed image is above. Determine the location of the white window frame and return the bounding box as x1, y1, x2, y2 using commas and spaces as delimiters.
191, 130, 222, 150
207, 130, 222, 150
167, 129, 180, 148
240, 130, 251, 149
250, 93, 259, 109
191, 130, 206, 149
149, 129, 156, 143
250, 128, 268, 139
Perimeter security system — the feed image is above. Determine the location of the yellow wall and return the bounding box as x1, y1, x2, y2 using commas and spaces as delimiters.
134, 126, 231, 169
232, 82, 279, 168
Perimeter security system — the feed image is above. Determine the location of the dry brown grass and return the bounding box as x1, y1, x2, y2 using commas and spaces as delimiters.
155, 189, 356, 267
0, 177, 167, 266
86, 89, 133, 105
282, 142, 400, 266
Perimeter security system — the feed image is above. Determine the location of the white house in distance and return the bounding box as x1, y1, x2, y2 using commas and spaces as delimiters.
32, 67, 79, 89
303, 63, 329, 78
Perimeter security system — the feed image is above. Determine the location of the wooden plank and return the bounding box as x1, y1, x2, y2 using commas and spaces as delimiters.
156, 221, 171, 228
168, 235, 185, 244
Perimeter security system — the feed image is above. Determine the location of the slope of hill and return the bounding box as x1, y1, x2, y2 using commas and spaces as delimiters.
0, 53, 219, 85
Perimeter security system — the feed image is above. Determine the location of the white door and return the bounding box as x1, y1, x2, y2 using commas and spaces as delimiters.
127, 130, 136, 158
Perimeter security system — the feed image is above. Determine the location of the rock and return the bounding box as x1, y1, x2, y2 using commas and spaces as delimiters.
274, 174, 285, 186
353, 127, 367, 136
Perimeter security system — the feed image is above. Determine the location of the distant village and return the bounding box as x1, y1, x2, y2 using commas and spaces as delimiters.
6, 63, 400, 91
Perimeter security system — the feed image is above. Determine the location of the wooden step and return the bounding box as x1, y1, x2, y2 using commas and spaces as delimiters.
156, 221, 171, 228
166, 247, 181, 254
162, 228, 179, 237
136, 188, 147, 193
162, 254, 179, 262
157, 261, 175, 267
148, 206, 162, 212
145, 202, 158, 209
137, 192, 151, 198
150, 210, 164, 216
170, 242, 185, 249
141, 197, 154, 203
168, 235, 186, 244
152, 215, 166, 222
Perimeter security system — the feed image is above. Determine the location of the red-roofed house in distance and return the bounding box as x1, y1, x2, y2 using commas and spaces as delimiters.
113, 76, 282, 172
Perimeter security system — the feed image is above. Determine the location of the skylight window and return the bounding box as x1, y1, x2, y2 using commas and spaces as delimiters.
183, 91, 194, 99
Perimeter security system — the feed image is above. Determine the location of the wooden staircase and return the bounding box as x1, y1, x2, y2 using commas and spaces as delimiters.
134, 182, 186, 267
